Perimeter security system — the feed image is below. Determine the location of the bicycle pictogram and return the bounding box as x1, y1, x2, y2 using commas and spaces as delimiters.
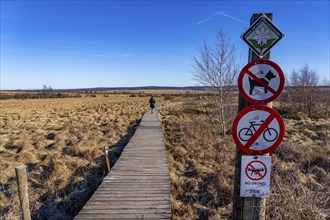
232, 106, 285, 155
238, 119, 278, 142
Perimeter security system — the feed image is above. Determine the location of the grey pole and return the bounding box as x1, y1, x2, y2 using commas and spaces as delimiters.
15, 165, 31, 220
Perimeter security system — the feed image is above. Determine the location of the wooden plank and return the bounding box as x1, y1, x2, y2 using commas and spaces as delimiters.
97, 183, 170, 187
106, 177, 169, 180
94, 190, 170, 194
88, 199, 168, 207
116, 159, 168, 162
78, 209, 171, 214
89, 196, 170, 200
110, 166, 168, 169
80, 205, 171, 210
103, 178, 169, 181
90, 195, 170, 199
76, 213, 171, 219
94, 189, 170, 193
105, 170, 169, 173
97, 182, 169, 185
94, 186, 170, 192
96, 186, 170, 190
91, 191, 170, 198
102, 173, 169, 175
93, 189, 170, 192
100, 181, 169, 184
90, 191, 170, 196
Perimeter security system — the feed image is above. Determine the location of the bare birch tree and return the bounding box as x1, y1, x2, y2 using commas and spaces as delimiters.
192, 30, 240, 135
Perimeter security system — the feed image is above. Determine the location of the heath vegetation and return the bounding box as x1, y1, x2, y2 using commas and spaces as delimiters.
0, 95, 165, 219
159, 93, 329, 219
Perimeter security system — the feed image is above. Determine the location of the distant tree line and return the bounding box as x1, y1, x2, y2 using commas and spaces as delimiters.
0, 85, 82, 100
0, 92, 82, 100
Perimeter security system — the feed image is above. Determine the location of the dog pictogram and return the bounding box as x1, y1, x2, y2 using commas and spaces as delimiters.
238, 60, 285, 104
249, 70, 277, 95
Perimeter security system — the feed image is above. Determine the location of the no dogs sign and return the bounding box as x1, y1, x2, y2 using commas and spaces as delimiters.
238, 60, 285, 104
232, 105, 285, 155
240, 156, 271, 197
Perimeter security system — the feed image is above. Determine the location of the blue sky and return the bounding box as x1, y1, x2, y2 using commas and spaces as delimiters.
1, 0, 329, 90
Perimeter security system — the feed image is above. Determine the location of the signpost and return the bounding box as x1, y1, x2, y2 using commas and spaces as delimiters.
232, 13, 285, 220
241, 14, 284, 58
240, 156, 271, 198
232, 105, 285, 155
238, 60, 285, 104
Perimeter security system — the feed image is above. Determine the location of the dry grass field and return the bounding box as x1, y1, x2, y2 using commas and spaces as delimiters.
1, 91, 329, 220
158, 95, 330, 219
0, 95, 165, 219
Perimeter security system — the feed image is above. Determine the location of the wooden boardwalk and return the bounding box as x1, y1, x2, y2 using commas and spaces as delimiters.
75, 109, 171, 219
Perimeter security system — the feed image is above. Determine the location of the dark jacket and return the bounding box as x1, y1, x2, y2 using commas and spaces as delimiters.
149, 97, 156, 108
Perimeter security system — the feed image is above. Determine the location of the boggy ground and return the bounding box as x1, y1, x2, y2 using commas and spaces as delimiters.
158, 95, 329, 220
0, 95, 164, 219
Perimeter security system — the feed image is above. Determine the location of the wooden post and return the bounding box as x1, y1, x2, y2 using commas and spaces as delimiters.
232, 13, 273, 220
104, 146, 111, 173
15, 165, 31, 220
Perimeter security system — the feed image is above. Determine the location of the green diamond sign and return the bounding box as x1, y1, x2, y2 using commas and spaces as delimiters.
241, 14, 284, 57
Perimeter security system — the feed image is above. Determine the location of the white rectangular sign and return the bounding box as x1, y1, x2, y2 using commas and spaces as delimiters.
240, 156, 271, 197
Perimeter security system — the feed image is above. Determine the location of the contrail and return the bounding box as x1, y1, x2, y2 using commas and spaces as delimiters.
196, 10, 248, 25
196, 17, 211, 26
215, 11, 248, 24
91, 53, 133, 58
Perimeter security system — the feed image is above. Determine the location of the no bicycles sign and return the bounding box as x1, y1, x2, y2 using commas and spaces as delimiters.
238, 60, 285, 104
232, 105, 285, 155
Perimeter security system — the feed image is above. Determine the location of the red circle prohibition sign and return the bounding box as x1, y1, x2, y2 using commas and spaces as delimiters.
245, 160, 267, 181
232, 105, 285, 155
238, 60, 285, 104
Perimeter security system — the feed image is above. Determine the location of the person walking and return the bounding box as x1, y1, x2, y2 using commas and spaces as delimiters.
149, 96, 156, 114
